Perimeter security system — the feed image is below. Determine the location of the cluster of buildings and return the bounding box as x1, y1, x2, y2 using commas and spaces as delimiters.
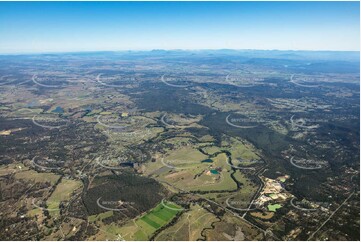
255, 175, 293, 211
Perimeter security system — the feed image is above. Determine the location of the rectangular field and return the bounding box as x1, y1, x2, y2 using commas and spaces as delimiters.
114, 201, 182, 240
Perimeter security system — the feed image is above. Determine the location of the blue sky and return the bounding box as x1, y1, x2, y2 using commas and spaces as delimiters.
0, 1, 359, 53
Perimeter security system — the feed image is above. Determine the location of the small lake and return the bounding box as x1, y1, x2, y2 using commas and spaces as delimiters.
52, 106, 64, 113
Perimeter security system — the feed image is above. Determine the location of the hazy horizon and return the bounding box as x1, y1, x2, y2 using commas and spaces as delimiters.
0, 48, 360, 56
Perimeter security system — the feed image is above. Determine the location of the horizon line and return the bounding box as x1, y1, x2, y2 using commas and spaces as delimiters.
0, 48, 360, 56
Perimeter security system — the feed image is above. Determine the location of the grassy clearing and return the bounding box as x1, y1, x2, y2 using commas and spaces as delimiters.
139, 202, 180, 228
202, 171, 258, 209
191, 170, 237, 192
14, 169, 60, 185
47, 178, 82, 218
188, 153, 237, 192
223, 137, 260, 166
204, 212, 264, 240
27, 207, 42, 217
88, 211, 114, 223
113, 201, 182, 240
202, 146, 221, 155
233, 170, 259, 200
230, 142, 259, 160
164, 146, 207, 168
199, 135, 215, 142
13, 108, 43, 115
267, 204, 282, 212
155, 204, 218, 241
250, 211, 274, 219
158, 152, 238, 192
0, 163, 28, 176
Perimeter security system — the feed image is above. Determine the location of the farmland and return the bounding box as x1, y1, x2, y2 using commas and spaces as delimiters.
0, 50, 359, 241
